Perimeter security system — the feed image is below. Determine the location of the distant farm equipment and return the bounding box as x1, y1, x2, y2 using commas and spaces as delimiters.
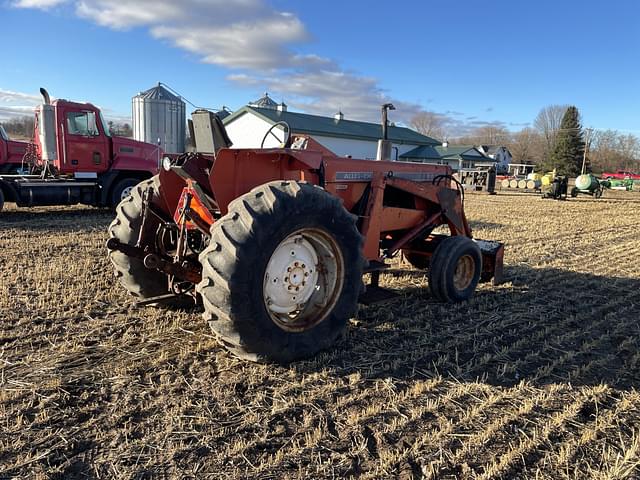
570, 174, 604, 198
601, 170, 640, 181
500, 167, 556, 193
456, 165, 497, 194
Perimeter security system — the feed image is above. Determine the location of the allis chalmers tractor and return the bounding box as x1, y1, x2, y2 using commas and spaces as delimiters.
107, 110, 504, 362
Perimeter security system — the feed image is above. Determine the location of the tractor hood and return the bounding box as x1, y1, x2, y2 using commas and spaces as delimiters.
111, 136, 162, 174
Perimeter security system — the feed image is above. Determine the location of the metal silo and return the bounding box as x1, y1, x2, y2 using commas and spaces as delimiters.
132, 83, 186, 153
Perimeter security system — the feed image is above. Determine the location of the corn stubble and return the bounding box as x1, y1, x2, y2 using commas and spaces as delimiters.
1, 192, 639, 479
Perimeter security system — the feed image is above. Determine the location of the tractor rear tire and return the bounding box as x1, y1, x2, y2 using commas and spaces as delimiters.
197, 180, 365, 363
428, 236, 481, 303
108, 175, 171, 300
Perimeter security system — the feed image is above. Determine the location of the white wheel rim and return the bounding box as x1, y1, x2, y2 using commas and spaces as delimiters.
263, 229, 343, 332
120, 185, 134, 201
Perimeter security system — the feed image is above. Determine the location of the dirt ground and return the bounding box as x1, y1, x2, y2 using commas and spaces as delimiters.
1, 190, 639, 479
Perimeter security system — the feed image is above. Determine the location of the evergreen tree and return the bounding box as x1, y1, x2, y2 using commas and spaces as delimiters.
543, 106, 585, 176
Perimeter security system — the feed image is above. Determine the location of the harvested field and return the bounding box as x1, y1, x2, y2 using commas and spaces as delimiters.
1, 191, 640, 479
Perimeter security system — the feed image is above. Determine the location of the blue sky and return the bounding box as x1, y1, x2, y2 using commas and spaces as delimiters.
1, 0, 639, 135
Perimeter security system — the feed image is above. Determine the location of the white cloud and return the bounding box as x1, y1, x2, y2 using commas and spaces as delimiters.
0, 88, 131, 123
0, 88, 42, 121
151, 14, 307, 70
11, 0, 494, 135
12, 0, 67, 8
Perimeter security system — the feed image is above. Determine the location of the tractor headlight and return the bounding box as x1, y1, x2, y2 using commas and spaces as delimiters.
162, 156, 173, 171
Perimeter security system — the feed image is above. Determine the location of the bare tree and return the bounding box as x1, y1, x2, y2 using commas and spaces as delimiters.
0, 116, 35, 140
452, 125, 510, 146
533, 104, 568, 161
589, 130, 640, 172
508, 127, 543, 163
410, 111, 446, 140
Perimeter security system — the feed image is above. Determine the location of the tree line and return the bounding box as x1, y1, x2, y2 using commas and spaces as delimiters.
411, 105, 640, 175
0, 116, 133, 139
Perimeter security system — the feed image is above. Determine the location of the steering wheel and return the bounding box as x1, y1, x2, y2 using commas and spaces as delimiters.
260, 121, 291, 148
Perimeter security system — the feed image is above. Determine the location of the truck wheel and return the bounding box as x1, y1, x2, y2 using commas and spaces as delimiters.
108, 176, 170, 300
197, 181, 365, 363
428, 236, 481, 303
570, 187, 579, 198
111, 178, 140, 207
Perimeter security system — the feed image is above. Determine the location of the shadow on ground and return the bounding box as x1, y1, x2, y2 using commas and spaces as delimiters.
296, 264, 640, 390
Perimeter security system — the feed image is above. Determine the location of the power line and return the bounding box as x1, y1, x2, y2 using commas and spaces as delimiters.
158, 82, 230, 113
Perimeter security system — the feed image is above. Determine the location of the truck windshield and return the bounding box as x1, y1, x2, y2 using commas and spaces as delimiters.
0, 124, 7, 141
66, 111, 100, 136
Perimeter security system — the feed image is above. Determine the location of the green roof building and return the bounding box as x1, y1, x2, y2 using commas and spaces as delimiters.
223, 99, 440, 160
400, 143, 495, 171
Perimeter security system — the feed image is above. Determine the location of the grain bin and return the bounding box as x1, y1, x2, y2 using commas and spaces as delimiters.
133, 83, 186, 154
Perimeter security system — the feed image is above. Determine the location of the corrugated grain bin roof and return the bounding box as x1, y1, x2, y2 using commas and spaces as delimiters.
135, 83, 184, 103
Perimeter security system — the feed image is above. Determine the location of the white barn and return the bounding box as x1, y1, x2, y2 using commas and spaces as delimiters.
222, 95, 440, 160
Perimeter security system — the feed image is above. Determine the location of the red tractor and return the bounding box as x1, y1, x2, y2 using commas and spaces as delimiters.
107, 110, 504, 362
0, 88, 160, 212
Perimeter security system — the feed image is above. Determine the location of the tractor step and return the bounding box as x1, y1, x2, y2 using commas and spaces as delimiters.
358, 285, 400, 305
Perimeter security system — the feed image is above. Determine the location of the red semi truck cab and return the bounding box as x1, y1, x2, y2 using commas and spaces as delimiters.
34, 97, 160, 177
0, 125, 28, 173
0, 88, 164, 211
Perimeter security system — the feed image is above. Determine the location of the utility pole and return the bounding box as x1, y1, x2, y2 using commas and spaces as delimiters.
581, 128, 592, 175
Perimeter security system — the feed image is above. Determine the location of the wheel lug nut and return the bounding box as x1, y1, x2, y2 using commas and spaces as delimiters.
294, 262, 299, 267
287, 267, 291, 272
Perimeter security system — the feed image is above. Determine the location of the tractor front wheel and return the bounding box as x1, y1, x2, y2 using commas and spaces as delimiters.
428, 236, 481, 303
197, 181, 365, 363
108, 176, 171, 300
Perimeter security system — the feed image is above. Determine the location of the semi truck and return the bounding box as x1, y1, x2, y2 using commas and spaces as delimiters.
0, 126, 28, 174
0, 88, 161, 212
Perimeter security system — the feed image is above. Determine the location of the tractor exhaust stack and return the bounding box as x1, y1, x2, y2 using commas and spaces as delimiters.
376, 103, 395, 161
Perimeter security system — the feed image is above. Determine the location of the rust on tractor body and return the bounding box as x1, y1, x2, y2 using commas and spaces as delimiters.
142, 134, 503, 285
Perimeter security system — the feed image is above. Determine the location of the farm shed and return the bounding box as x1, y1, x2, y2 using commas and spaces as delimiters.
400, 143, 495, 171
223, 93, 440, 159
